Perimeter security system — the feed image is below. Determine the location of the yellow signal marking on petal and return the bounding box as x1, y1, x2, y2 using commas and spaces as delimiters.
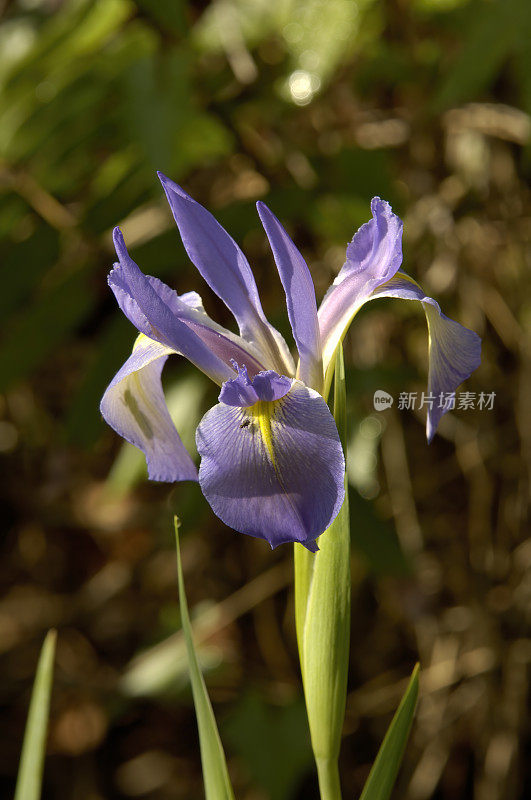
253, 400, 276, 467
133, 333, 150, 350
243, 392, 311, 540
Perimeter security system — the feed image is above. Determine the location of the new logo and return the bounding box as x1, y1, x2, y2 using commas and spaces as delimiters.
373, 390, 393, 410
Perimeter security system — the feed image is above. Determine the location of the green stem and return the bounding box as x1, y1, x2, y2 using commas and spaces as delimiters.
316, 757, 342, 800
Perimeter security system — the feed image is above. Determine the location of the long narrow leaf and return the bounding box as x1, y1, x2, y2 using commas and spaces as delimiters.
359, 664, 419, 800
293, 541, 314, 679
15, 630, 57, 800
295, 346, 350, 800
294, 344, 346, 664
174, 518, 235, 800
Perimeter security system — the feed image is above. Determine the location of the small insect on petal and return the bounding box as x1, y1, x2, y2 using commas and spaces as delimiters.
196, 372, 345, 550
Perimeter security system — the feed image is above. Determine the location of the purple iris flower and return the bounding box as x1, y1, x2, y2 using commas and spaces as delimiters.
101, 174, 481, 551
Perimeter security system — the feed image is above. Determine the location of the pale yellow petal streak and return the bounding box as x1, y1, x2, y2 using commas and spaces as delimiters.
253, 400, 276, 467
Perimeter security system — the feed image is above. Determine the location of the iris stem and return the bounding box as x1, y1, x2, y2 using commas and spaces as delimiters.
316, 757, 342, 800
295, 346, 349, 800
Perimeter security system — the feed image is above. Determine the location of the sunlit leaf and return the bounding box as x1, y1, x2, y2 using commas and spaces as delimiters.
14, 630, 57, 800
175, 519, 235, 800
281, 0, 374, 85
195, 0, 377, 91
359, 664, 419, 800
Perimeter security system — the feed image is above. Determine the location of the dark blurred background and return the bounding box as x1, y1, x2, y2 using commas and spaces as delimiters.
1, 0, 530, 798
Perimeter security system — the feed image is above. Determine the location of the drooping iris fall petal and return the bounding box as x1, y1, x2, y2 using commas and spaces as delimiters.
368, 272, 482, 440
196, 370, 345, 551
316, 198, 481, 438
100, 334, 198, 482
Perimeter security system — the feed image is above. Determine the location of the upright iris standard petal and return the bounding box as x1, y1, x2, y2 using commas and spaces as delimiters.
367, 272, 482, 440
219, 365, 293, 406
196, 373, 345, 551
251, 371, 293, 401
111, 228, 252, 385
257, 201, 323, 392
100, 334, 198, 482
219, 365, 260, 406
158, 173, 295, 377
318, 198, 404, 375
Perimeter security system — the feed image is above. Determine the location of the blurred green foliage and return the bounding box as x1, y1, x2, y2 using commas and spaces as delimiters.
223, 693, 312, 800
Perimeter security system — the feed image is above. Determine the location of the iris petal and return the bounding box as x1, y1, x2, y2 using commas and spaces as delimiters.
144, 275, 267, 377
158, 173, 295, 376
196, 376, 345, 550
110, 228, 263, 384
257, 202, 323, 391
318, 197, 403, 377
218, 365, 260, 406
100, 334, 198, 482
219, 366, 293, 406
368, 271, 482, 440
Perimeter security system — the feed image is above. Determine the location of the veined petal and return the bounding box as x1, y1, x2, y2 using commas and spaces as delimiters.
257, 202, 323, 391
145, 275, 267, 378
100, 334, 198, 482
158, 173, 295, 376
110, 228, 243, 385
369, 272, 482, 440
196, 374, 345, 551
318, 198, 403, 377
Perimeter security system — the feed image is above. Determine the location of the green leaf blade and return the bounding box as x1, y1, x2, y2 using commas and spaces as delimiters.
359, 664, 420, 800
295, 346, 350, 800
174, 519, 235, 800
15, 630, 57, 800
